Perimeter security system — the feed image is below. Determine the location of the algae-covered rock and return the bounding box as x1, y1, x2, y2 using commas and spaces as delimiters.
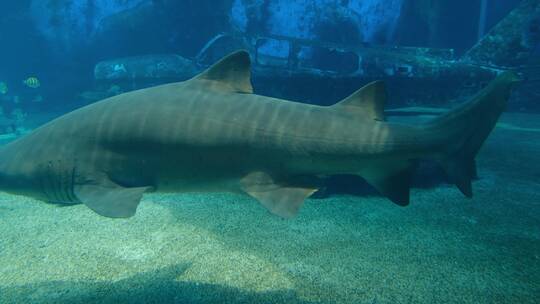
231, 0, 405, 45
30, 0, 149, 50
463, 0, 540, 67
94, 54, 200, 81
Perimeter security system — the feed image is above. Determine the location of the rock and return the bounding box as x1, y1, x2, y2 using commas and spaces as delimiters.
230, 0, 404, 45
463, 0, 540, 67
94, 54, 201, 81
30, 0, 149, 51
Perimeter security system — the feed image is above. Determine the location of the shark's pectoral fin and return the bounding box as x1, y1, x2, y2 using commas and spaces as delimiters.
361, 161, 416, 206
240, 172, 317, 218
74, 182, 151, 218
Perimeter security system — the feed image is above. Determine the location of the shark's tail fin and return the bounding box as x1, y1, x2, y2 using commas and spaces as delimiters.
425, 72, 519, 197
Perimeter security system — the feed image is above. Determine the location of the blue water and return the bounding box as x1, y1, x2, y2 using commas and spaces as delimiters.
0, 1, 539, 303
0, 0, 527, 117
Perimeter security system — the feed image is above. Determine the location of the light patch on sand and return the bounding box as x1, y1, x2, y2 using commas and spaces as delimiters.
114, 242, 156, 261
177, 236, 294, 292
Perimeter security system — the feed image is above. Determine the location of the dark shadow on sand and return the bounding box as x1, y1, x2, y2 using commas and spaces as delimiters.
0, 264, 314, 304
313, 160, 451, 198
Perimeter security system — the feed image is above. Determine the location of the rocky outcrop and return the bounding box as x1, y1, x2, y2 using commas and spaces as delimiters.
463, 0, 540, 68
94, 54, 200, 81
231, 0, 404, 45
30, 0, 149, 51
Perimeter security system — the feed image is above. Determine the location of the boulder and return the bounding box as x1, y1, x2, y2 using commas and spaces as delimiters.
94, 54, 200, 81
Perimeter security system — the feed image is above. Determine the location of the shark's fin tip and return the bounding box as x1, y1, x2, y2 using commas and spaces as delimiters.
443, 156, 475, 198
361, 161, 415, 206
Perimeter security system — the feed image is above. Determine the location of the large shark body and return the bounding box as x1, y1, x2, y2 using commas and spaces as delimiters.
0, 51, 517, 218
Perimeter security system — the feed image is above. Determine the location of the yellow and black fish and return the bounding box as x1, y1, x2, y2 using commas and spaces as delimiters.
23, 77, 40, 89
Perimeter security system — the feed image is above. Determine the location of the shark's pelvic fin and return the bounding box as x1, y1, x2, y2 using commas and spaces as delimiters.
240, 172, 318, 218
333, 81, 386, 121
193, 50, 253, 94
74, 177, 151, 218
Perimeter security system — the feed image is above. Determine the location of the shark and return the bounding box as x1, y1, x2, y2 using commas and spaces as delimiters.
0, 51, 517, 218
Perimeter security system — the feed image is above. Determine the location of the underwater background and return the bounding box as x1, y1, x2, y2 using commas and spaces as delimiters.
0, 1, 539, 303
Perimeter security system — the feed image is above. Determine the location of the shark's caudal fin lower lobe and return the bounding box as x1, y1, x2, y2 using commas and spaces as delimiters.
426, 72, 519, 197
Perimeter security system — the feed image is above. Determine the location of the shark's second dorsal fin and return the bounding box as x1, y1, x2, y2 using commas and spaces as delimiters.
192, 50, 253, 94
333, 81, 386, 121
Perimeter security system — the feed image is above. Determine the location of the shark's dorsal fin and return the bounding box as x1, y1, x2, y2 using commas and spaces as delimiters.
333, 81, 386, 121
192, 50, 253, 94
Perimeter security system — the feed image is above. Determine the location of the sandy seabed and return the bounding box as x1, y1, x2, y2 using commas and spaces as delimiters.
0, 113, 539, 304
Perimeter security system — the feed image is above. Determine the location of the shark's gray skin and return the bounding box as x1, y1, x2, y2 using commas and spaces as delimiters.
0, 51, 517, 218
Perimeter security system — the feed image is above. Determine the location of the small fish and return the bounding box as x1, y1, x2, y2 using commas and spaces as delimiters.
0, 82, 7, 94
23, 77, 40, 89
